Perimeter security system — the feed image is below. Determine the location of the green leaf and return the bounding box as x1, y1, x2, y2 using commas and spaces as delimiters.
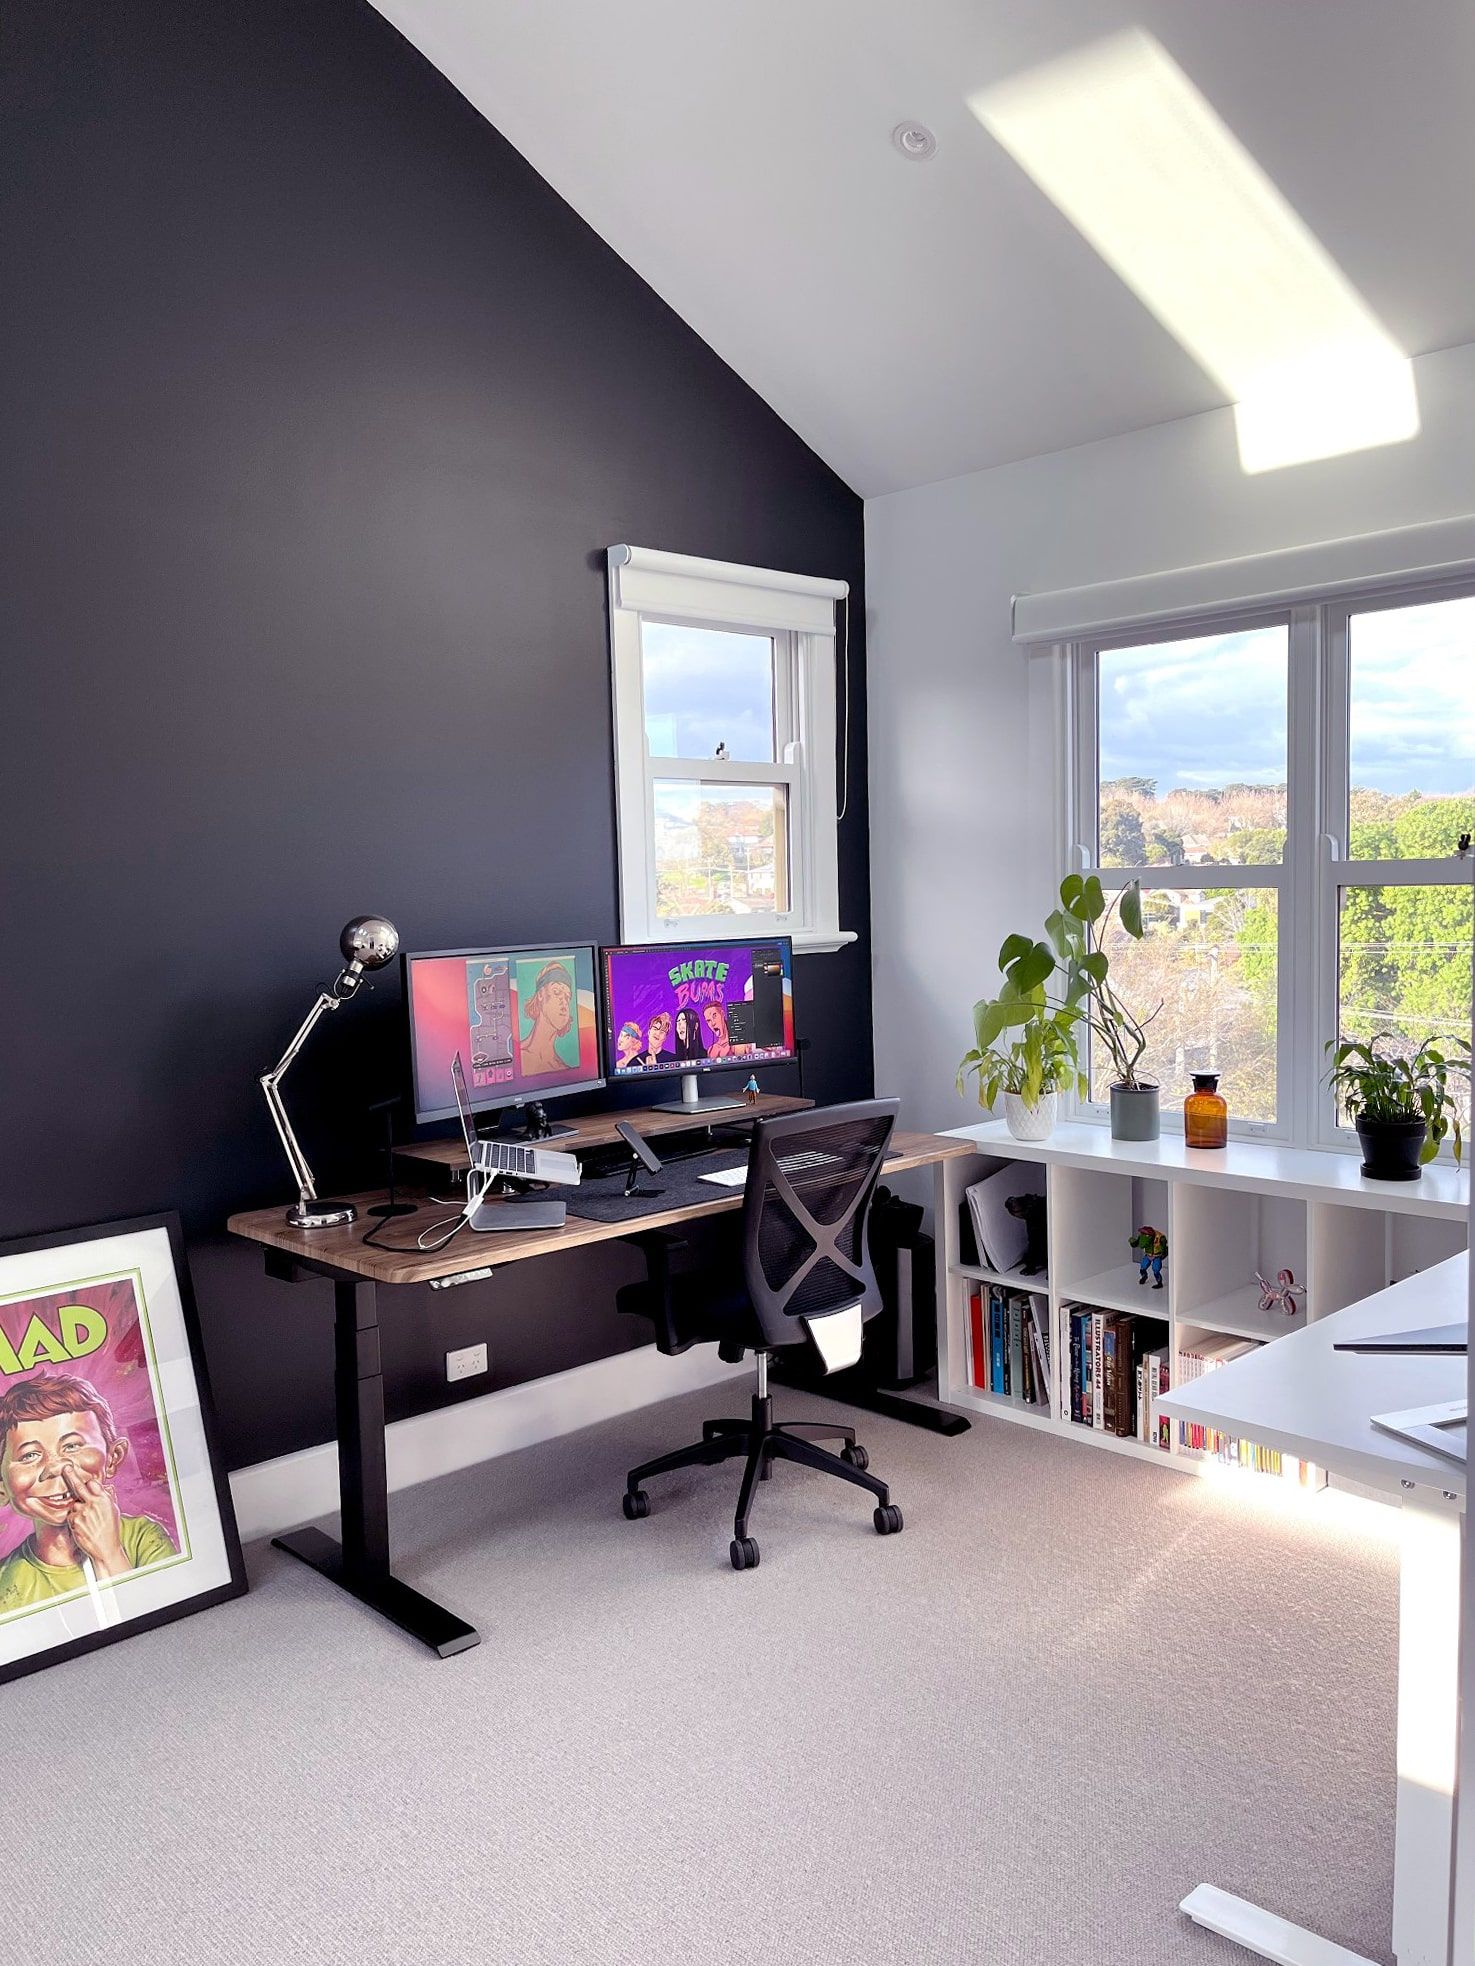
1119, 880, 1144, 939
1008, 941, 1055, 993
1079, 874, 1106, 922
1078, 951, 1108, 984
998, 933, 1033, 969
1059, 873, 1085, 911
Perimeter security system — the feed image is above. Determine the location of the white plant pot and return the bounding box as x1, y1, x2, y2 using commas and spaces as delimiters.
1003, 1090, 1056, 1141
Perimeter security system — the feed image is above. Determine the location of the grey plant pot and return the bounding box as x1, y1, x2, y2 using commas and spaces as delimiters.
1110, 1082, 1160, 1142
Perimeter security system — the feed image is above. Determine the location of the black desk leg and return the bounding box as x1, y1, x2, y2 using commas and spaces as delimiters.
272, 1279, 480, 1659
768, 1362, 971, 1436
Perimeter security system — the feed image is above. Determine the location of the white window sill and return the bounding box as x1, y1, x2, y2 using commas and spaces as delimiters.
793, 927, 858, 955
630, 926, 857, 955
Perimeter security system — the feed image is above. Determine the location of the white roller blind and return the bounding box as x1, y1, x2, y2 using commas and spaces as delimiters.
1011, 512, 1475, 645
608, 544, 846, 634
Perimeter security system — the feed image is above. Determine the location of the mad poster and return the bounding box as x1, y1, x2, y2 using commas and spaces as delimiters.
0, 1270, 187, 1625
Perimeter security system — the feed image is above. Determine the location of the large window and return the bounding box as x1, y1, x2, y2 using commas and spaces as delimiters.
1071, 585, 1474, 1145
607, 546, 854, 952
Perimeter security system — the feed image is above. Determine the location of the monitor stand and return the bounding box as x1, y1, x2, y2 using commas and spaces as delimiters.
654, 1071, 748, 1116
487, 1102, 576, 1144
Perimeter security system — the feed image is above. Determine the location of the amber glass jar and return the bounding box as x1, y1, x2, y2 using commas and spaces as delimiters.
1184, 1072, 1228, 1149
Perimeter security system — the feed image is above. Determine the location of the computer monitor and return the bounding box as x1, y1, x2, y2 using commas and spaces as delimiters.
404, 943, 603, 1132
600, 935, 796, 1113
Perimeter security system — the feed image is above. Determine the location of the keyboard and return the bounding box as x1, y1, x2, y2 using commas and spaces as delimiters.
699, 1148, 844, 1190
470, 1138, 582, 1186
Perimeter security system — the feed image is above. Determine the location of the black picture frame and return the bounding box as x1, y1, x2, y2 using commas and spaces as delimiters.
0, 1211, 246, 1687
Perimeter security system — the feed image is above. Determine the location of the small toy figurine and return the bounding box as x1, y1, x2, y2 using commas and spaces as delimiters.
1256, 1268, 1305, 1318
1004, 1192, 1048, 1276
743, 1075, 760, 1106
1129, 1224, 1167, 1289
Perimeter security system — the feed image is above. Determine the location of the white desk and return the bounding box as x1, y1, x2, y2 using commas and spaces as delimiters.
1160, 1255, 1466, 1966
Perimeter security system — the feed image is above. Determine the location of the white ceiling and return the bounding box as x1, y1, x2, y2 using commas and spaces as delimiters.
373, 0, 1475, 496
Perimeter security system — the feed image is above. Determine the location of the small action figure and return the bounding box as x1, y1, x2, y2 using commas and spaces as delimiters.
1130, 1224, 1167, 1289
743, 1075, 760, 1106
1004, 1192, 1048, 1277
1256, 1268, 1305, 1318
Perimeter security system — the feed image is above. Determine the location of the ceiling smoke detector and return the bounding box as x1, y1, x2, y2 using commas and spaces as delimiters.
892, 121, 937, 161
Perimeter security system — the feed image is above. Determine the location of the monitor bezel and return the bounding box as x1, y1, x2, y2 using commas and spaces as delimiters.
599, 933, 797, 1087
403, 942, 606, 1126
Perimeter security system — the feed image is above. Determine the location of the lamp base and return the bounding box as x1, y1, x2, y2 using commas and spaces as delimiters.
287, 1198, 358, 1229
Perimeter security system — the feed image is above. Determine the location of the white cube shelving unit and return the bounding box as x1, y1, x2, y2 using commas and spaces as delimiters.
938, 1121, 1469, 1478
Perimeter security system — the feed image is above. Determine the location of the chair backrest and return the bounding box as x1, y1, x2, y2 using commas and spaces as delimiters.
741, 1099, 899, 1355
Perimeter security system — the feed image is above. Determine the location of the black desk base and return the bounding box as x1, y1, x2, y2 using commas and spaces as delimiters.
769, 1361, 970, 1437
267, 1272, 480, 1660
273, 1527, 478, 1658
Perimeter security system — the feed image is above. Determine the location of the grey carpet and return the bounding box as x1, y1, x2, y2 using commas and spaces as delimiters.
6, 1383, 1399, 1966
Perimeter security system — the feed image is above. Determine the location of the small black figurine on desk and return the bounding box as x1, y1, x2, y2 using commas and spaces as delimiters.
1004, 1191, 1048, 1276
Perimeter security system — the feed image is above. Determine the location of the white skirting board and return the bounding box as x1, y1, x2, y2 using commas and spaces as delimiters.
228, 1342, 748, 1545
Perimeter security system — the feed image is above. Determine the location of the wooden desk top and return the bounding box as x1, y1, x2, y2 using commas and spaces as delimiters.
227, 1130, 972, 1287
396, 1091, 813, 1174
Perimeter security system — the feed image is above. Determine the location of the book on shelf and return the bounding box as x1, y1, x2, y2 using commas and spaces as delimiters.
1176, 1333, 1321, 1484
1064, 1305, 1171, 1445
967, 1285, 1050, 1407
962, 1164, 1045, 1275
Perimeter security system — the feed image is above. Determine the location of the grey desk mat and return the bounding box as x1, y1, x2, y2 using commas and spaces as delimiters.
568, 1145, 903, 1225
570, 1148, 752, 1223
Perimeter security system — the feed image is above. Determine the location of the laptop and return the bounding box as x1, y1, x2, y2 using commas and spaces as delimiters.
451, 1054, 581, 1187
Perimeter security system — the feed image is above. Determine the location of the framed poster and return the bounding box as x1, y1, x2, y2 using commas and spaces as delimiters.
0, 1212, 245, 1685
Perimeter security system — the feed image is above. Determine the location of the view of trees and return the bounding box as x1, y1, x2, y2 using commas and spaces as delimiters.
1093, 779, 1472, 1123
653, 785, 786, 918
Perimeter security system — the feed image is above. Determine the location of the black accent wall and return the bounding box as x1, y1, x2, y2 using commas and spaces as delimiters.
0, 1, 871, 1468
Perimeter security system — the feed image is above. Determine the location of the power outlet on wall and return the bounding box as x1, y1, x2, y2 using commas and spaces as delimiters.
445, 1342, 489, 1385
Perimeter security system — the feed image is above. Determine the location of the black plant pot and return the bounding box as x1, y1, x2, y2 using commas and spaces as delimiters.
1355, 1116, 1428, 1181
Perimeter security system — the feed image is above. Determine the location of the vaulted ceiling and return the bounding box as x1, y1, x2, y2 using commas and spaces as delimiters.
372, 0, 1475, 495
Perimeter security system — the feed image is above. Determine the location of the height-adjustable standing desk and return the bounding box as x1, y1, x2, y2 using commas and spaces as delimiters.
1159, 1255, 1467, 1966
227, 1124, 972, 1659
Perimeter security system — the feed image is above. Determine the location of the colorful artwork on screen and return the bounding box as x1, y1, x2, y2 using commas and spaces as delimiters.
605, 942, 794, 1078
0, 1272, 187, 1625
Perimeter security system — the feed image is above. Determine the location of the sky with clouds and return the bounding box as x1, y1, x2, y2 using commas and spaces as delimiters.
1100, 596, 1475, 797
642, 623, 775, 762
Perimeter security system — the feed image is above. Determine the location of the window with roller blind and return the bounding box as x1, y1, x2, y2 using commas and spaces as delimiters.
606, 546, 855, 954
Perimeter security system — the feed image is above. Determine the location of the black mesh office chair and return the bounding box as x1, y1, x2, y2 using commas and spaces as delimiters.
618, 1099, 903, 1570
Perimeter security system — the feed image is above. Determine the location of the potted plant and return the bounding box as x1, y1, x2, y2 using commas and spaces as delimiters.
961, 875, 1162, 1142
1324, 1033, 1470, 1180
957, 1003, 1083, 1141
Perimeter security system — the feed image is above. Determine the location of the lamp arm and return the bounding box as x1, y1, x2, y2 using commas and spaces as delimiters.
259, 988, 343, 1205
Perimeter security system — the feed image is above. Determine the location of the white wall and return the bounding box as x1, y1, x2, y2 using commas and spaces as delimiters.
865, 338, 1475, 1131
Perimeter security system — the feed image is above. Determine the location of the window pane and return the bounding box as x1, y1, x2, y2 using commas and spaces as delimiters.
641, 623, 776, 762
1093, 887, 1278, 1123
1097, 627, 1288, 866
1347, 595, 1475, 859
653, 781, 788, 918
1337, 882, 1472, 1128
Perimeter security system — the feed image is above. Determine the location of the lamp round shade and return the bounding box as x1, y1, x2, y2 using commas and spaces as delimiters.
340, 915, 399, 970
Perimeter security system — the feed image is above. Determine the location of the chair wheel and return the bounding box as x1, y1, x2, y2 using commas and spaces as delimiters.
841, 1442, 869, 1471
730, 1536, 759, 1570
873, 1504, 903, 1536
622, 1489, 650, 1520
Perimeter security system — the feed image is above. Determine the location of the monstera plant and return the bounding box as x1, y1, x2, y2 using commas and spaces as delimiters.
958, 875, 1160, 1141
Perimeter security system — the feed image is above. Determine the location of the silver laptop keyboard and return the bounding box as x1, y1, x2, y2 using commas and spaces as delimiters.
477, 1140, 537, 1177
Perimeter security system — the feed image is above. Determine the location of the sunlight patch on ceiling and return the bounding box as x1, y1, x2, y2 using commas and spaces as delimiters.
968, 29, 1419, 474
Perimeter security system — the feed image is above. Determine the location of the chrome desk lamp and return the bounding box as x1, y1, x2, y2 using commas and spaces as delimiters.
260, 915, 399, 1229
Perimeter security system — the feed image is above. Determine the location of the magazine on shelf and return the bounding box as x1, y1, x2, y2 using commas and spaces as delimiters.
963, 1163, 1045, 1275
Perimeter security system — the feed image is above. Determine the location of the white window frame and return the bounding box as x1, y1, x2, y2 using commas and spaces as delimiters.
606, 545, 855, 953
1064, 574, 1474, 1153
